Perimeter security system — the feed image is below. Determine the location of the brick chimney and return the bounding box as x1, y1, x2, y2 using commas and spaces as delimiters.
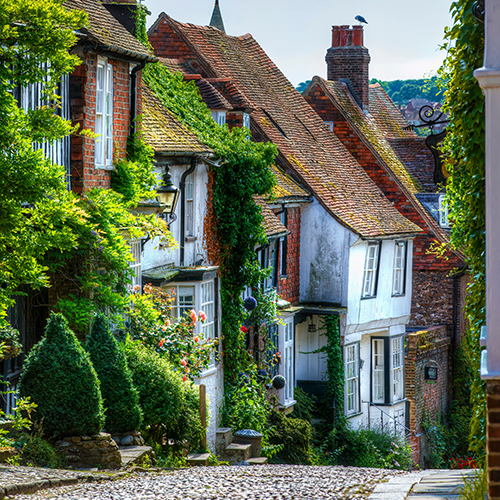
101, 0, 142, 37
326, 25, 371, 111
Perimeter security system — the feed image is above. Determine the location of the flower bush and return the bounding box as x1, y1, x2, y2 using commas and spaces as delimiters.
129, 284, 218, 380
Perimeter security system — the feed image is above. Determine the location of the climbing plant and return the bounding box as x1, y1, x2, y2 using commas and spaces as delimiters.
438, 0, 485, 459
143, 63, 278, 382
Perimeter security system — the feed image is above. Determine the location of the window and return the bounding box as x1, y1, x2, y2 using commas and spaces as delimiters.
261, 240, 278, 291
344, 343, 360, 415
362, 242, 381, 298
439, 193, 449, 228
185, 173, 194, 237
283, 319, 294, 405
211, 110, 226, 126
392, 241, 407, 296
243, 112, 251, 129
371, 336, 405, 405
372, 339, 385, 404
95, 59, 113, 167
129, 240, 141, 292
172, 285, 195, 319
324, 121, 334, 131
279, 210, 287, 276
201, 281, 215, 340
391, 337, 404, 402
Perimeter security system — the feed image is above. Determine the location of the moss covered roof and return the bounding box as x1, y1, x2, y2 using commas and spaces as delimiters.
142, 85, 213, 155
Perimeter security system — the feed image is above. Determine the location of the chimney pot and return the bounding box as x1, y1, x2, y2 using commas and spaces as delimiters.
331, 26, 341, 47
352, 25, 363, 46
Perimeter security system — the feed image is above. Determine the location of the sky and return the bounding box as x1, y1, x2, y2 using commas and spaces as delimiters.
144, 0, 453, 87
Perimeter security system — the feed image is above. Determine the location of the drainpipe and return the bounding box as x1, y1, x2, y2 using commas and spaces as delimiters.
130, 61, 146, 137
180, 157, 197, 266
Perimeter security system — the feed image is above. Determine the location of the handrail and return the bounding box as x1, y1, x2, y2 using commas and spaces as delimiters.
368, 401, 413, 434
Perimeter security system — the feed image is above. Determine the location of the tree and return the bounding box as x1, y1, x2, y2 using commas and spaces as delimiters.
0, 0, 87, 324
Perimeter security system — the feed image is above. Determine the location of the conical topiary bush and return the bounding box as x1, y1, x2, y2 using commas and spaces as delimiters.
86, 314, 142, 434
18, 312, 105, 438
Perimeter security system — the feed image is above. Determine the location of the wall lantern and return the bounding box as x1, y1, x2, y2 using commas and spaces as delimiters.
308, 316, 317, 333
424, 361, 439, 384
156, 167, 180, 226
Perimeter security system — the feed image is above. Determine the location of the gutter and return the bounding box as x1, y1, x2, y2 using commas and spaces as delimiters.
130, 61, 146, 136
95, 43, 157, 63
180, 157, 197, 266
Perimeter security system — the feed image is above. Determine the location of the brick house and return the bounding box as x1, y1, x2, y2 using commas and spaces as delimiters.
147, 12, 422, 428
2, 0, 155, 403
301, 24, 467, 460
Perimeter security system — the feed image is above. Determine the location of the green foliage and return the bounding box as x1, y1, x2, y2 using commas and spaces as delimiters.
439, 0, 485, 459
0, 0, 87, 323
18, 312, 105, 438
17, 435, 64, 468
143, 63, 277, 382
293, 387, 315, 422
111, 131, 158, 206
0, 326, 23, 360
86, 314, 142, 434
222, 374, 268, 434
422, 411, 447, 469
266, 410, 314, 465
326, 427, 413, 470
124, 340, 203, 452
369, 76, 445, 104
459, 467, 487, 500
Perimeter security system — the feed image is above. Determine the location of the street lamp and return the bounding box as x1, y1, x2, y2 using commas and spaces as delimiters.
156, 167, 180, 225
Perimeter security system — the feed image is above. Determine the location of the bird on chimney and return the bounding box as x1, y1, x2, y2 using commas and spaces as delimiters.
355, 15, 368, 25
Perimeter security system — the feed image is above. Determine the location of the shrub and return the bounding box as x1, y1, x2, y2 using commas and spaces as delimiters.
266, 410, 314, 465
326, 427, 413, 470
17, 435, 64, 468
86, 314, 142, 434
293, 387, 315, 422
124, 341, 203, 451
18, 312, 105, 438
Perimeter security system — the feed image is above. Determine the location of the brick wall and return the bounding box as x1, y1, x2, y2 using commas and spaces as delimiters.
487, 380, 500, 499
149, 17, 193, 60
70, 54, 131, 193
405, 325, 451, 467
276, 207, 301, 305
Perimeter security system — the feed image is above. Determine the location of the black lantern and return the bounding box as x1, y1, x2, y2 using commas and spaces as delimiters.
156, 168, 180, 219
424, 366, 438, 383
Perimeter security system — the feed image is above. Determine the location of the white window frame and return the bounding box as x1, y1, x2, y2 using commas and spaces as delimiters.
279, 210, 287, 276
372, 338, 385, 404
362, 242, 381, 298
95, 58, 113, 168
391, 336, 404, 403
185, 172, 195, 237
324, 120, 334, 131
200, 281, 215, 341
344, 342, 360, 416
392, 241, 407, 296
243, 112, 251, 129
211, 110, 226, 126
279, 318, 295, 407
439, 193, 450, 228
129, 240, 142, 292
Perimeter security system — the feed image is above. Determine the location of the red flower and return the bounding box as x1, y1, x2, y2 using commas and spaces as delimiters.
182, 375, 187, 382
241, 326, 248, 333
159, 338, 165, 348
181, 359, 187, 367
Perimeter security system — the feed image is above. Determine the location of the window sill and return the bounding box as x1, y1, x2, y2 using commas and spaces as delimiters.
197, 365, 218, 378
360, 295, 377, 300
369, 398, 407, 407
95, 164, 115, 171
391, 293, 406, 298
346, 411, 363, 419
185, 236, 197, 243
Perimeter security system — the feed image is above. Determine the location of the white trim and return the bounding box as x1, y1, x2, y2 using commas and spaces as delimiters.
95, 58, 113, 168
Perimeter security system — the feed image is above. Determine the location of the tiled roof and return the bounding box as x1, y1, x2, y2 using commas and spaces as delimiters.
195, 79, 233, 110
150, 14, 420, 239
305, 77, 453, 248
142, 85, 213, 155
207, 79, 253, 111
65, 0, 156, 62
271, 166, 311, 201
255, 197, 289, 238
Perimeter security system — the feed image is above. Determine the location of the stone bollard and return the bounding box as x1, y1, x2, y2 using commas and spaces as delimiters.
233, 429, 263, 458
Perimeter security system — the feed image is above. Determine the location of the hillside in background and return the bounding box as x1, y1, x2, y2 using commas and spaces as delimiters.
296, 77, 445, 106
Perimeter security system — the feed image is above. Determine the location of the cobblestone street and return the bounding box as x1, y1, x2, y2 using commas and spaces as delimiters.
11, 465, 405, 500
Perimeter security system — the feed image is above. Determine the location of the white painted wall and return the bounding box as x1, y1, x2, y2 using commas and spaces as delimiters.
142, 159, 211, 271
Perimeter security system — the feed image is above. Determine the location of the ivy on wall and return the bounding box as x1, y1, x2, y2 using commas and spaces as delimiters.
439, 0, 485, 459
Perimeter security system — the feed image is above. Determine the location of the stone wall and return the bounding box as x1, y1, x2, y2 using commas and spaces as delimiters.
55, 432, 122, 469
405, 326, 451, 467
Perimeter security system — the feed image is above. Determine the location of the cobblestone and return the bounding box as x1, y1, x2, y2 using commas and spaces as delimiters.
11, 465, 407, 499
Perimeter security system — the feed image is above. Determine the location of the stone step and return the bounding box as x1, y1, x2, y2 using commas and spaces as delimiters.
186, 452, 210, 466
119, 445, 154, 468
215, 427, 233, 456
247, 457, 268, 465
220, 443, 252, 465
